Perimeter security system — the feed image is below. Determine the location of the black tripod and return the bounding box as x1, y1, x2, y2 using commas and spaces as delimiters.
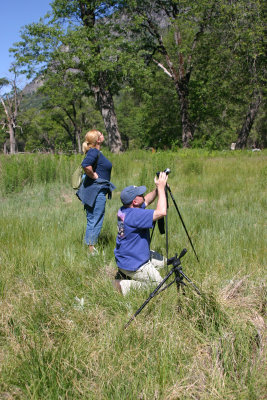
151, 177, 199, 263
124, 248, 201, 329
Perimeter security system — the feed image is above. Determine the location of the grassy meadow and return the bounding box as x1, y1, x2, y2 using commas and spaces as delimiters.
0, 150, 266, 399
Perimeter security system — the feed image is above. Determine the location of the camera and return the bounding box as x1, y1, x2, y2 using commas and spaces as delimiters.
156, 168, 171, 177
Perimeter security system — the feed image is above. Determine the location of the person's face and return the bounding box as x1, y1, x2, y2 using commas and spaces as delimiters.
133, 194, 145, 207
98, 133, 105, 144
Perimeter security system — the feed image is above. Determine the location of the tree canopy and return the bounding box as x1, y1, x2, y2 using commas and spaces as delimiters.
0, 0, 265, 153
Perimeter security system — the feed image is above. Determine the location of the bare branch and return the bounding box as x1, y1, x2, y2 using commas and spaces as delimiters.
152, 59, 172, 77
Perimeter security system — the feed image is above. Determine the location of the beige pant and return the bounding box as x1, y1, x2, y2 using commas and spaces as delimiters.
119, 251, 165, 296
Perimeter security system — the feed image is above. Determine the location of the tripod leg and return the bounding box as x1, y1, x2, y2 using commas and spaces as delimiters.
166, 185, 200, 263
174, 269, 186, 295
179, 270, 202, 295
165, 186, 169, 261
124, 265, 177, 329
174, 272, 186, 312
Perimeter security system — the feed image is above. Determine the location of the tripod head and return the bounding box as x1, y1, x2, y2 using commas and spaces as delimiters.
167, 248, 187, 267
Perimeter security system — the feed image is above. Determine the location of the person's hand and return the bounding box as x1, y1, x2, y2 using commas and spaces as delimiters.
154, 171, 168, 190
84, 165, 99, 179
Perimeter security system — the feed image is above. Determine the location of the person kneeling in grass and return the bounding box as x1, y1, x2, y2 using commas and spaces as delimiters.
113, 172, 168, 295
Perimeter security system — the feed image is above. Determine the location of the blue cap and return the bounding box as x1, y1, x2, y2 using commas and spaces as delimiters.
120, 185, 147, 205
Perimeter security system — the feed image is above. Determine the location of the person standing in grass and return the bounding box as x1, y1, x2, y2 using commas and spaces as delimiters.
77, 130, 115, 254
114, 172, 168, 295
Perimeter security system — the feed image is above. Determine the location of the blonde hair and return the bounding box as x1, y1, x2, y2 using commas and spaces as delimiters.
82, 130, 102, 154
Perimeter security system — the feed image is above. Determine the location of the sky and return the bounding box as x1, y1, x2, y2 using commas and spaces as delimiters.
0, 0, 52, 86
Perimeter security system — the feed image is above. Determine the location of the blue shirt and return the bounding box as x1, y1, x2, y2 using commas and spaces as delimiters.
114, 205, 154, 271
81, 148, 112, 181
77, 148, 115, 207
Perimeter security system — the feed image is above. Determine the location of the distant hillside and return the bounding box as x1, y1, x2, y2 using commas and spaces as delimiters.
22, 76, 44, 95
21, 77, 46, 111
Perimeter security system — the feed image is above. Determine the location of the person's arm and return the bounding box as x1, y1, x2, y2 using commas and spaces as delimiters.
83, 165, 98, 179
144, 188, 157, 206
82, 149, 100, 179
152, 172, 168, 221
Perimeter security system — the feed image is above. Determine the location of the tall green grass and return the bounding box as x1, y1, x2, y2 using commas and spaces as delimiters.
0, 150, 266, 399
0, 153, 83, 195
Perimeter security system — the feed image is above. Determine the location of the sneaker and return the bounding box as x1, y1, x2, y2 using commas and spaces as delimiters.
112, 280, 122, 294
115, 270, 130, 280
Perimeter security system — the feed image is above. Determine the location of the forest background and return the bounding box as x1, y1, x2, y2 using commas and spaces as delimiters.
0, 0, 266, 154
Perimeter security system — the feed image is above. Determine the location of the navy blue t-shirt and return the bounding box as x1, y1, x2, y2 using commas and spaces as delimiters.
82, 148, 112, 181
114, 205, 154, 271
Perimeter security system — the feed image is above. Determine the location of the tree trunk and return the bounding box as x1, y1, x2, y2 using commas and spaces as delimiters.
76, 128, 82, 153
42, 132, 55, 153
78, 3, 123, 154
93, 78, 123, 153
9, 123, 16, 154
177, 79, 194, 148
235, 91, 261, 149
153, 26, 194, 148
171, 77, 193, 148
1, 83, 20, 154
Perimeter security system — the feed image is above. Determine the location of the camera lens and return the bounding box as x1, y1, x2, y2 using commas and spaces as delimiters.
156, 168, 171, 177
